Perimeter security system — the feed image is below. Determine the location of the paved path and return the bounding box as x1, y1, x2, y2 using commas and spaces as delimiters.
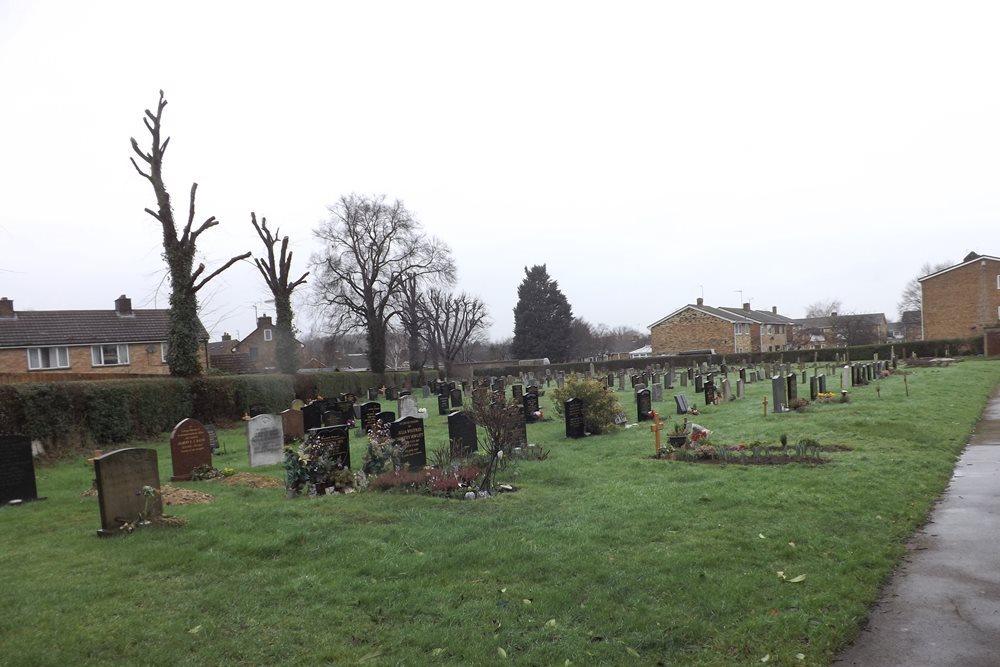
834, 385, 1000, 666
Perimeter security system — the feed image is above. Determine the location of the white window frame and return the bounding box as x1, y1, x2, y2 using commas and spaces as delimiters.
91, 344, 130, 367
263, 328, 273, 342
161, 343, 169, 363
27, 346, 70, 370
996, 274, 999, 289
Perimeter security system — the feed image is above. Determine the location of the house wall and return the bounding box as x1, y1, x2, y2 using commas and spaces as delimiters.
651, 309, 739, 355
234, 326, 278, 371
0, 342, 208, 376
922, 258, 1000, 340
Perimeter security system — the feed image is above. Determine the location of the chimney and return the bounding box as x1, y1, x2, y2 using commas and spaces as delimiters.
772, 306, 777, 314
696, 297, 704, 306
222, 333, 232, 342
0, 297, 13, 319
257, 314, 273, 328
115, 294, 133, 317
831, 312, 838, 318
743, 302, 751, 312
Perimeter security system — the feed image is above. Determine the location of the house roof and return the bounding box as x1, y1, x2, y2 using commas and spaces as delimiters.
207, 340, 236, 356
649, 304, 755, 329
717, 307, 796, 325
918, 253, 1000, 282
630, 344, 652, 355
0, 309, 208, 348
792, 313, 887, 328
901, 310, 921, 324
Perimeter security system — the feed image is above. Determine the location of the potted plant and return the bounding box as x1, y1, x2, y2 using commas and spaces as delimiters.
667, 421, 689, 448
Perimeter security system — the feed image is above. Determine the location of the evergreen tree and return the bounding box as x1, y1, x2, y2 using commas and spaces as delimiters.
511, 265, 574, 362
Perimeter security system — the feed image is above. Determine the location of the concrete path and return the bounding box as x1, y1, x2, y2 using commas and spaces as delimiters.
834, 386, 1000, 666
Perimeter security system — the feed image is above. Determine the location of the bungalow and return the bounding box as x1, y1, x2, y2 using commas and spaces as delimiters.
0, 295, 208, 376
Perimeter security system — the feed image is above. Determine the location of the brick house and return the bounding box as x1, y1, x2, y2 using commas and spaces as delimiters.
918, 252, 1000, 340
0, 295, 208, 376
718, 304, 797, 353
649, 298, 756, 355
222, 314, 304, 372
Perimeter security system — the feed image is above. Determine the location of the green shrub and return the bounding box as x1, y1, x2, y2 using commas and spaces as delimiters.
549, 376, 624, 434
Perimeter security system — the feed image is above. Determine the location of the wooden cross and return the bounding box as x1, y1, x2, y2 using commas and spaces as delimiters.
763, 396, 768, 417
649, 410, 664, 455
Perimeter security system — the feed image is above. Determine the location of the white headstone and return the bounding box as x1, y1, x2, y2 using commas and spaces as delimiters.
248, 414, 285, 467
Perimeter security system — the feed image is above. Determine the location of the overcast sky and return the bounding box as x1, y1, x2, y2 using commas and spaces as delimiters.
1, 1, 997, 343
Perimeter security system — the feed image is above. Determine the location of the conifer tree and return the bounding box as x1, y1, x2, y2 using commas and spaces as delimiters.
511, 265, 574, 362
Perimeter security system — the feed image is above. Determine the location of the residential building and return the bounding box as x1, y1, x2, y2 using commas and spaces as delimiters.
918, 252, 1000, 340
0, 295, 208, 376
629, 344, 652, 359
649, 298, 755, 355
223, 314, 304, 372
718, 304, 797, 353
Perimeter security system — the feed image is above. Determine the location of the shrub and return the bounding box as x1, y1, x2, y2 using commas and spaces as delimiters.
549, 376, 624, 434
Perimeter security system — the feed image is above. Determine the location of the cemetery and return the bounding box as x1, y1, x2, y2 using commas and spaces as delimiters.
0, 359, 998, 665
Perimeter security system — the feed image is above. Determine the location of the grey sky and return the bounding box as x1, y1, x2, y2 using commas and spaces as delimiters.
1, 1, 997, 343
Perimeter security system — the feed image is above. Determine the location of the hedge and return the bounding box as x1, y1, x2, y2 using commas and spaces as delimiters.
0, 370, 431, 458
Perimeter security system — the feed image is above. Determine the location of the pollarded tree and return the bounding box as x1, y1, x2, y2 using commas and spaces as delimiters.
130, 91, 250, 377
311, 194, 455, 374
511, 264, 574, 362
250, 213, 309, 374
419, 288, 490, 377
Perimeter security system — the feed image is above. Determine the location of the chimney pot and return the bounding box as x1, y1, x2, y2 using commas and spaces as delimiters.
772, 306, 777, 314
222, 332, 232, 341
743, 302, 750, 311
115, 294, 133, 317
257, 314, 273, 328
831, 312, 838, 318
0, 297, 13, 319
696, 297, 704, 306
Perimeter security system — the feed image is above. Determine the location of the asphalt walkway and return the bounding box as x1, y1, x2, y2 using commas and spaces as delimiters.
834, 385, 1000, 666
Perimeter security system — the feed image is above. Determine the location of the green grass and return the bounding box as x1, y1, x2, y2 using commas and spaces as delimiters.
2, 360, 998, 666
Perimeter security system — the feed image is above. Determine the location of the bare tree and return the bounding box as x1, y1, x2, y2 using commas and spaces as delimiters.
420, 288, 490, 377
311, 194, 455, 374
830, 313, 884, 346
130, 91, 250, 376
898, 261, 952, 317
250, 213, 309, 373
804, 299, 843, 319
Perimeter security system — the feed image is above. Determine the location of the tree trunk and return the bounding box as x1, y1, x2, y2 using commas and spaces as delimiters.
166, 247, 202, 377
367, 323, 387, 374
273, 291, 298, 374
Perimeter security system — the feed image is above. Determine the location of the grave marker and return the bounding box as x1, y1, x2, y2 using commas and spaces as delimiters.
447, 411, 478, 455
247, 414, 285, 467
437, 393, 451, 416
450, 388, 463, 408
302, 400, 324, 431
565, 398, 585, 438
0, 434, 44, 504
310, 425, 351, 469
169, 418, 212, 481
636, 388, 652, 422
280, 409, 305, 442
94, 448, 161, 536
390, 416, 426, 470
523, 392, 540, 423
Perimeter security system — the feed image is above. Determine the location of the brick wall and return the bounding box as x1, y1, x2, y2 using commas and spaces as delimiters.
0, 342, 208, 376
922, 258, 1000, 340
651, 309, 740, 355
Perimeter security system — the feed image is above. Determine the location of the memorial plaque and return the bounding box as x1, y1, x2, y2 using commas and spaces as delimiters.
310, 426, 351, 469
302, 400, 324, 431
280, 409, 304, 442
636, 388, 652, 422
564, 398, 585, 438
523, 392, 540, 423
169, 418, 212, 481
0, 434, 42, 504
437, 393, 451, 416
248, 414, 285, 467
450, 388, 463, 408
390, 416, 426, 470
447, 411, 478, 455
94, 448, 161, 536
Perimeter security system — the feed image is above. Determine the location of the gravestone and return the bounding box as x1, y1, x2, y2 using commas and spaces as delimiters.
248, 403, 268, 418
291, 399, 305, 410
680, 372, 688, 387
810, 376, 819, 401
280, 409, 304, 442
0, 434, 43, 504
169, 418, 212, 481
450, 388, 463, 408
801, 370, 807, 385
310, 426, 351, 469
674, 394, 690, 415
204, 424, 220, 453
302, 401, 324, 431
360, 401, 381, 435
94, 448, 161, 536
634, 383, 646, 392
617, 374, 625, 391
523, 392, 540, 423
842, 366, 851, 390
818, 374, 827, 393
390, 416, 426, 470
422, 385, 431, 399
385, 386, 398, 401
652, 383, 663, 402
398, 395, 421, 420
247, 414, 284, 467
447, 411, 478, 455
636, 388, 652, 422
564, 398, 585, 438
721, 378, 732, 401
437, 393, 451, 416
556, 375, 565, 389
704, 381, 716, 405
664, 370, 674, 389
739, 368, 746, 382
368, 387, 380, 401
771, 376, 787, 413
607, 373, 615, 388
694, 375, 704, 393
322, 410, 344, 427
736, 379, 745, 400
526, 384, 539, 397
786, 374, 797, 402
376, 411, 395, 425
514, 413, 528, 447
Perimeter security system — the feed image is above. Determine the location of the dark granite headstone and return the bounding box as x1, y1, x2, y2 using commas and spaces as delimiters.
437, 393, 451, 416
513, 413, 528, 447
247, 414, 284, 467
390, 416, 426, 470
450, 388, 463, 408
302, 401, 324, 431
248, 403, 268, 418
526, 385, 539, 397
674, 394, 689, 415
447, 411, 478, 455
0, 435, 42, 504
694, 375, 704, 393
818, 374, 827, 393
204, 424, 221, 453
169, 418, 212, 481
786, 374, 798, 402
360, 401, 381, 436
376, 411, 395, 425
636, 388, 652, 422
810, 376, 819, 401
564, 398, 585, 438
94, 448, 161, 536
310, 426, 351, 469
704, 381, 716, 405
422, 385, 431, 399
739, 368, 747, 382
523, 392, 540, 423
385, 386, 398, 401
368, 387, 380, 401
772, 376, 787, 413
512, 384, 523, 401
280, 409, 304, 442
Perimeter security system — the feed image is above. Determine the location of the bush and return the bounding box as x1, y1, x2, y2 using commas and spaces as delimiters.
549, 376, 624, 434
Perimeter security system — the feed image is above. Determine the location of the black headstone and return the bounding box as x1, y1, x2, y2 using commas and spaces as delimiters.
564, 398, 585, 438
694, 375, 704, 393
704, 381, 716, 405
675, 395, 689, 415
810, 376, 819, 401
786, 374, 797, 402
376, 411, 395, 425
450, 388, 463, 408
636, 388, 652, 422
368, 388, 380, 401
390, 416, 427, 470
248, 403, 268, 418
385, 386, 398, 401
437, 393, 451, 416
512, 384, 523, 401
523, 392, 540, 423
447, 411, 478, 455
302, 400, 324, 431
0, 435, 42, 504
310, 426, 351, 470
360, 401, 381, 436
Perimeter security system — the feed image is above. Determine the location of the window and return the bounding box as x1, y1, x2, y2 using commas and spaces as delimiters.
161, 343, 168, 363
249, 346, 258, 362
996, 274, 999, 289
263, 329, 273, 342
27, 346, 69, 370
91, 344, 130, 366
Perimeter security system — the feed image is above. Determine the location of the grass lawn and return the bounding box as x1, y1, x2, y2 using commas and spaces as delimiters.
2, 359, 998, 666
